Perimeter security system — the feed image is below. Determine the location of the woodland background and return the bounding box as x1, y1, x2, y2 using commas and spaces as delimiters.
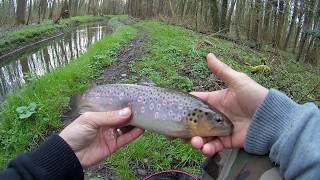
0, 0, 319, 66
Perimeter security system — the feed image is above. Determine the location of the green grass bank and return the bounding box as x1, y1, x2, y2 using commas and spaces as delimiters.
0, 16, 107, 55
0, 17, 137, 167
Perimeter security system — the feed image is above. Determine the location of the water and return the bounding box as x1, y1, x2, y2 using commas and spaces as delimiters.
0, 23, 112, 102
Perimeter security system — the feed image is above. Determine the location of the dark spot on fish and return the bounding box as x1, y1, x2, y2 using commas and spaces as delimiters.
199, 109, 203, 113
193, 119, 197, 123
192, 113, 196, 116
205, 112, 209, 116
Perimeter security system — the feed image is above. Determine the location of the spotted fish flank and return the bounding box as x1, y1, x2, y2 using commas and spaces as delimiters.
74, 84, 233, 138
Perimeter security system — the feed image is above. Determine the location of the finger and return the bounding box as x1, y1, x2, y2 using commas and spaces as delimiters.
207, 53, 240, 87
191, 136, 204, 149
202, 139, 224, 157
83, 108, 132, 128
190, 91, 227, 111
116, 127, 144, 147
190, 92, 209, 101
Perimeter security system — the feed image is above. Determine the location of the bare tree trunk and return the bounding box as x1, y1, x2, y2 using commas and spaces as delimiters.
226, 0, 237, 32
49, 0, 56, 19
26, 0, 32, 25
263, 0, 272, 42
246, 0, 253, 40
16, 0, 27, 24
276, 0, 285, 47
284, 0, 298, 50
293, 7, 304, 53
271, 1, 278, 47
252, 0, 262, 43
220, 0, 228, 32
296, 0, 316, 61
211, 0, 219, 32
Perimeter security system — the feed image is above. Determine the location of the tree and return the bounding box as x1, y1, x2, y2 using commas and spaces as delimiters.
220, 0, 228, 32
284, 0, 299, 49
211, 0, 219, 32
252, 0, 262, 43
16, 0, 27, 24
226, 0, 237, 32
263, 0, 273, 42
276, 0, 285, 47
38, 0, 48, 23
297, 0, 316, 61
26, 0, 32, 25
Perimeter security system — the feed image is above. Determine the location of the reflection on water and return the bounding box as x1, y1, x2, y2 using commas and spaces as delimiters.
0, 24, 112, 102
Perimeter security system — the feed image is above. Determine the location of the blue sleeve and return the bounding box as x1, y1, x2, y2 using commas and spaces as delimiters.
244, 89, 320, 179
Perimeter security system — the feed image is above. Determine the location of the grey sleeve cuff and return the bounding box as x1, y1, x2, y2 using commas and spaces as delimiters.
244, 89, 300, 155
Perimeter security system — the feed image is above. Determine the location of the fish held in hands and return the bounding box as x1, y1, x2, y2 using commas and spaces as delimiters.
71, 84, 233, 138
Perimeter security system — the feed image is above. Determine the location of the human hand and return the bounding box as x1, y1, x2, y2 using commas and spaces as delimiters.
190, 53, 268, 156
59, 108, 144, 167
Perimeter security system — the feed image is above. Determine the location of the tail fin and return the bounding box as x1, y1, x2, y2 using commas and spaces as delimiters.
60, 93, 83, 124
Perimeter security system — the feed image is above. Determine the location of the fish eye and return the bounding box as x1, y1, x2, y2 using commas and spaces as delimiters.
216, 118, 222, 123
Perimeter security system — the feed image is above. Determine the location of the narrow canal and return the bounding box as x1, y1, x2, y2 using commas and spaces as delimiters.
0, 23, 112, 102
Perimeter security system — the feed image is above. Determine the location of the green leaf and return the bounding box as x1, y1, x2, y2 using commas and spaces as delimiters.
15, 102, 37, 120
16, 106, 27, 114
19, 111, 33, 119
28, 103, 37, 111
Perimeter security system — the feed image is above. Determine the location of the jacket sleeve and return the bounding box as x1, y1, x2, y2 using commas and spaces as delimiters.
0, 135, 83, 180
244, 89, 320, 179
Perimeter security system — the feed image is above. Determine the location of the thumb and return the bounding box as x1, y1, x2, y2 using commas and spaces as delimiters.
207, 53, 241, 88
82, 108, 132, 128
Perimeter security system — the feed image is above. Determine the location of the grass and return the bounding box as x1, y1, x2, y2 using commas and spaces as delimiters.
0, 17, 137, 167
0, 16, 107, 54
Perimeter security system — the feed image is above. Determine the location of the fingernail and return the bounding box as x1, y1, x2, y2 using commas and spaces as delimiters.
118, 107, 131, 117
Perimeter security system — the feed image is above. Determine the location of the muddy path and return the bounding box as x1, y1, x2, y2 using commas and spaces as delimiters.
84, 28, 149, 180
95, 29, 148, 85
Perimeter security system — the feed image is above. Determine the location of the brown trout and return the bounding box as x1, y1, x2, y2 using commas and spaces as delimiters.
73, 84, 233, 138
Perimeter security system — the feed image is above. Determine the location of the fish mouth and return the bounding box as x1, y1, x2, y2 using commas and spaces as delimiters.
211, 125, 233, 136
